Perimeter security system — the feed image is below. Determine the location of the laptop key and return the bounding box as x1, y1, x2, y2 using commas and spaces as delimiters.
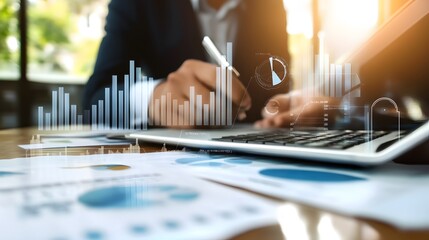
265, 141, 286, 146
305, 141, 332, 147
212, 138, 233, 142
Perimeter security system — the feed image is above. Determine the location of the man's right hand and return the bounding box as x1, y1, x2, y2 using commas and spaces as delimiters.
149, 59, 251, 128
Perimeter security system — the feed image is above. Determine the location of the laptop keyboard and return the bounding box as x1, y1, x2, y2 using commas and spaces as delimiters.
212, 130, 389, 150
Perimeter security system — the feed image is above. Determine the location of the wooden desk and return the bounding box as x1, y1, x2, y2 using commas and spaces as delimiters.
1, 127, 428, 240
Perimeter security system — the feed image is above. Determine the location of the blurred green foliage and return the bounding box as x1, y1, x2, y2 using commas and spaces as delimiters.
0, 0, 15, 62
29, 0, 71, 71
0, 0, 105, 78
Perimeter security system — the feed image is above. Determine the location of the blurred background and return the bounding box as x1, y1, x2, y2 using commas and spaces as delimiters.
0, 0, 408, 129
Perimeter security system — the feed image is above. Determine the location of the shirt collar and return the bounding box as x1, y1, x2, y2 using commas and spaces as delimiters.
191, 0, 242, 20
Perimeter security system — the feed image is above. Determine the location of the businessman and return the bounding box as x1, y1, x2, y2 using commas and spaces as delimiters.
84, 0, 293, 127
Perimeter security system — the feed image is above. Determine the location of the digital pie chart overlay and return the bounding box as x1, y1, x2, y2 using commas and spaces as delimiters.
255, 55, 288, 89
259, 169, 365, 182
0, 171, 24, 177
64, 164, 131, 171
78, 185, 199, 209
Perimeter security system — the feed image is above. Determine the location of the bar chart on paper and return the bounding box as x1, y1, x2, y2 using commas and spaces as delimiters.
37, 44, 235, 131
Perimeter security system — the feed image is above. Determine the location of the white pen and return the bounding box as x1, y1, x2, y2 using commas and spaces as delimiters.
202, 36, 240, 77
202, 36, 248, 121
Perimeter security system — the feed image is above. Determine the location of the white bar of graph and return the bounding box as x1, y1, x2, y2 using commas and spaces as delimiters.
344, 63, 352, 121
335, 65, 342, 97
227, 42, 233, 66
178, 104, 184, 126
161, 95, 166, 125
330, 64, 335, 97
71, 105, 77, 130
184, 101, 189, 125
142, 76, 148, 130
210, 92, 215, 126
190, 86, 195, 126
221, 64, 226, 125
52, 90, 57, 130
98, 100, 104, 127
149, 77, 154, 126
302, 55, 308, 100
315, 55, 320, 97
344, 63, 352, 94
203, 104, 209, 126
173, 99, 178, 126
112, 75, 117, 129
216, 67, 221, 125
167, 92, 172, 125
324, 54, 330, 96
125, 75, 129, 129
64, 93, 70, 130
38, 107, 43, 130
196, 95, 202, 126
227, 67, 232, 126
104, 88, 110, 130
119, 90, 124, 129
308, 44, 314, 97
136, 67, 142, 130
45, 113, 51, 130
155, 99, 160, 126
59, 87, 64, 130
92, 105, 97, 130
129, 61, 135, 130
77, 115, 83, 130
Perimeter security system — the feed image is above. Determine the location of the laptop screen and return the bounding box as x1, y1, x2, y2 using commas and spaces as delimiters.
351, 0, 429, 124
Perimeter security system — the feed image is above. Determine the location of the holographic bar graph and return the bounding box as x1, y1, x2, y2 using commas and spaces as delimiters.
38, 42, 235, 131
150, 65, 233, 127
302, 33, 360, 100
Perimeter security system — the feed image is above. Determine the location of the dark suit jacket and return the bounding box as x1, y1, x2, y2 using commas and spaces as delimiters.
84, 0, 291, 122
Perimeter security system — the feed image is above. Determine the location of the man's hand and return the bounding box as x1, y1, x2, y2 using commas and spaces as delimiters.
255, 90, 336, 128
149, 59, 251, 127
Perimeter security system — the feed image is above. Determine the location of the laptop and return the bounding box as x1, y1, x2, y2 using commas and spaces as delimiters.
129, 0, 429, 166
